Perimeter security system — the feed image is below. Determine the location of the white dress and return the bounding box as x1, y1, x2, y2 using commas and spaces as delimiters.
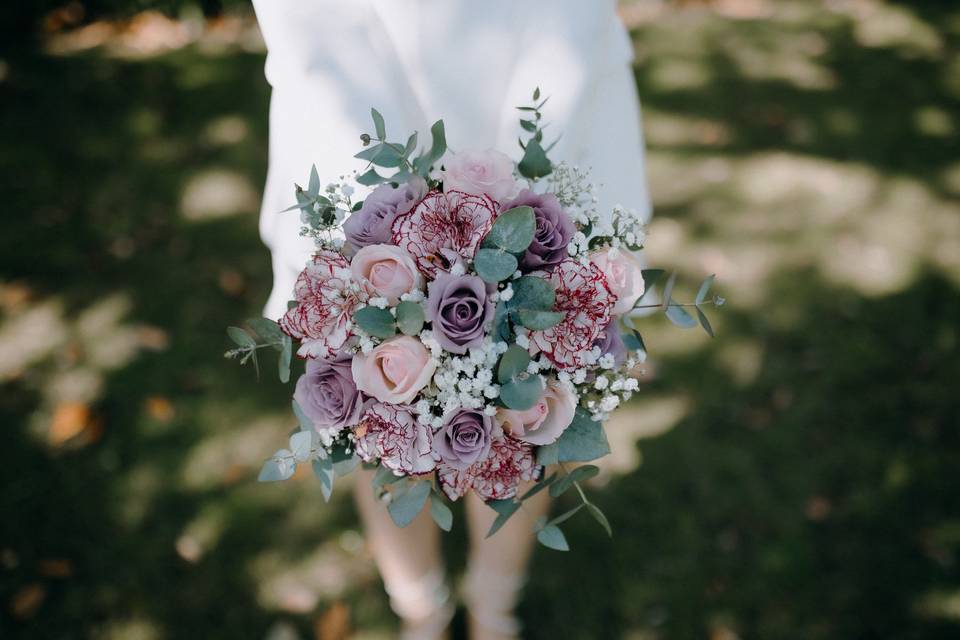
252, 0, 651, 319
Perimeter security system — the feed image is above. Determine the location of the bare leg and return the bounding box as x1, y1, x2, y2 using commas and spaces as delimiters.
463, 479, 552, 640
354, 468, 453, 640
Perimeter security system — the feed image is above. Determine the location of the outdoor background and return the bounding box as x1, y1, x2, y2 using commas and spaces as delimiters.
2, 0, 958, 638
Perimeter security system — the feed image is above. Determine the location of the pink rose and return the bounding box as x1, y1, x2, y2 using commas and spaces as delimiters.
351, 336, 436, 404
590, 248, 645, 315
350, 244, 423, 305
497, 380, 576, 446
441, 149, 519, 204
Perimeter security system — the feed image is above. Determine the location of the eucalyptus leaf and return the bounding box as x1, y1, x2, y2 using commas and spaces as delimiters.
549, 464, 600, 498
227, 326, 256, 348
403, 132, 418, 158
247, 318, 285, 348
289, 431, 314, 462
373, 464, 403, 489
474, 248, 518, 283
371, 108, 386, 139
547, 504, 585, 527
661, 272, 677, 311
354, 306, 396, 339
556, 408, 611, 462
696, 274, 716, 304
485, 499, 521, 538
500, 375, 544, 411
536, 442, 559, 466
429, 493, 453, 532
278, 335, 292, 383
520, 119, 537, 132
387, 480, 431, 528
356, 168, 388, 186
665, 301, 698, 329
413, 120, 446, 176
586, 503, 613, 536
497, 345, 531, 384
483, 206, 535, 252
509, 276, 555, 310
622, 331, 643, 352
696, 308, 715, 338
515, 309, 562, 331
395, 301, 425, 336
332, 454, 360, 476
308, 165, 321, 198
258, 452, 295, 482
518, 138, 552, 179
520, 473, 556, 501
536, 524, 569, 551
292, 399, 313, 432
312, 456, 335, 502
493, 301, 512, 343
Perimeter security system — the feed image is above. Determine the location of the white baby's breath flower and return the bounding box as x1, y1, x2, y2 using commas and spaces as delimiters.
594, 376, 609, 391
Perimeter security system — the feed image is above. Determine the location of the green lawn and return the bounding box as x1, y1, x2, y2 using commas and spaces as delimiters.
1, 2, 958, 638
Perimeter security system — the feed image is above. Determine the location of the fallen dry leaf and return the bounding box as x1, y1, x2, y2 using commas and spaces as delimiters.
314, 601, 351, 640
145, 396, 175, 422
10, 583, 46, 620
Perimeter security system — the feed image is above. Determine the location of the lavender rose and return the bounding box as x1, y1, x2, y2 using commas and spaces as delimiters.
294, 353, 365, 437
434, 409, 494, 470
502, 189, 575, 272
593, 319, 628, 368
425, 272, 493, 354
343, 178, 426, 254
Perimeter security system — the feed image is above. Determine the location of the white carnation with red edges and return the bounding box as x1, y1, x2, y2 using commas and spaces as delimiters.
530, 259, 616, 370
279, 251, 369, 359
392, 190, 498, 277
438, 435, 539, 501
353, 403, 439, 475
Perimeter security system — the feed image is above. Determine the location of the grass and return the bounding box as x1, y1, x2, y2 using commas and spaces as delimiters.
1, 1, 959, 638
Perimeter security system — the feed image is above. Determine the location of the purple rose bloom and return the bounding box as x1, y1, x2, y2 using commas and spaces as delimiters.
293, 352, 365, 434
425, 272, 494, 354
502, 189, 575, 272
343, 178, 426, 254
433, 409, 494, 470
593, 319, 628, 368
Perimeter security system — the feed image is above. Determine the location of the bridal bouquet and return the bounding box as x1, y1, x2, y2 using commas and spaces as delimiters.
226, 90, 720, 550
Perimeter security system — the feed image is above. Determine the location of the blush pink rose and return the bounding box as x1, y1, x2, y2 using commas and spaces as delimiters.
352, 336, 436, 404
350, 244, 423, 305
590, 248, 645, 315
441, 149, 519, 204
497, 380, 577, 446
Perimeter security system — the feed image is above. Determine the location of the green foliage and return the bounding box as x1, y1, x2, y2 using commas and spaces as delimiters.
485, 499, 522, 538
412, 120, 447, 177
499, 374, 544, 411
556, 409, 611, 462
509, 276, 555, 310
311, 456, 335, 502
395, 300, 425, 336
387, 480, 432, 528
497, 344, 531, 384
483, 206, 536, 253
353, 305, 396, 339
535, 523, 569, 551
429, 493, 453, 532
518, 138, 553, 179
474, 248, 518, 283
549, 465, 600, 498
515, 309, 562, 330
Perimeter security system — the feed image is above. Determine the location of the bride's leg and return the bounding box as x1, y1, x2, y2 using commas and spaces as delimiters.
463, 481, 552, 640
353, 468, 453, 640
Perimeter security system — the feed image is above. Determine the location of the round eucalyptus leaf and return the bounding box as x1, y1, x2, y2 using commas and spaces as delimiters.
516, 309, 563, 330
482, 206, 535, 253
497, 344, 531, 384
354, 305, 396, 339
509, 276, 555, 310
500, 375, 544, 411
474, 248, 518, 284
395, 300, 425, 336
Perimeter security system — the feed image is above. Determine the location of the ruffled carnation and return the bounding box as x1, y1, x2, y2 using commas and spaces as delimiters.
529, 259, 615, 370
438, 435, 539, 501
354, 403, 438, 475
280, 251, 369, 359
392, 190, 497, 278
